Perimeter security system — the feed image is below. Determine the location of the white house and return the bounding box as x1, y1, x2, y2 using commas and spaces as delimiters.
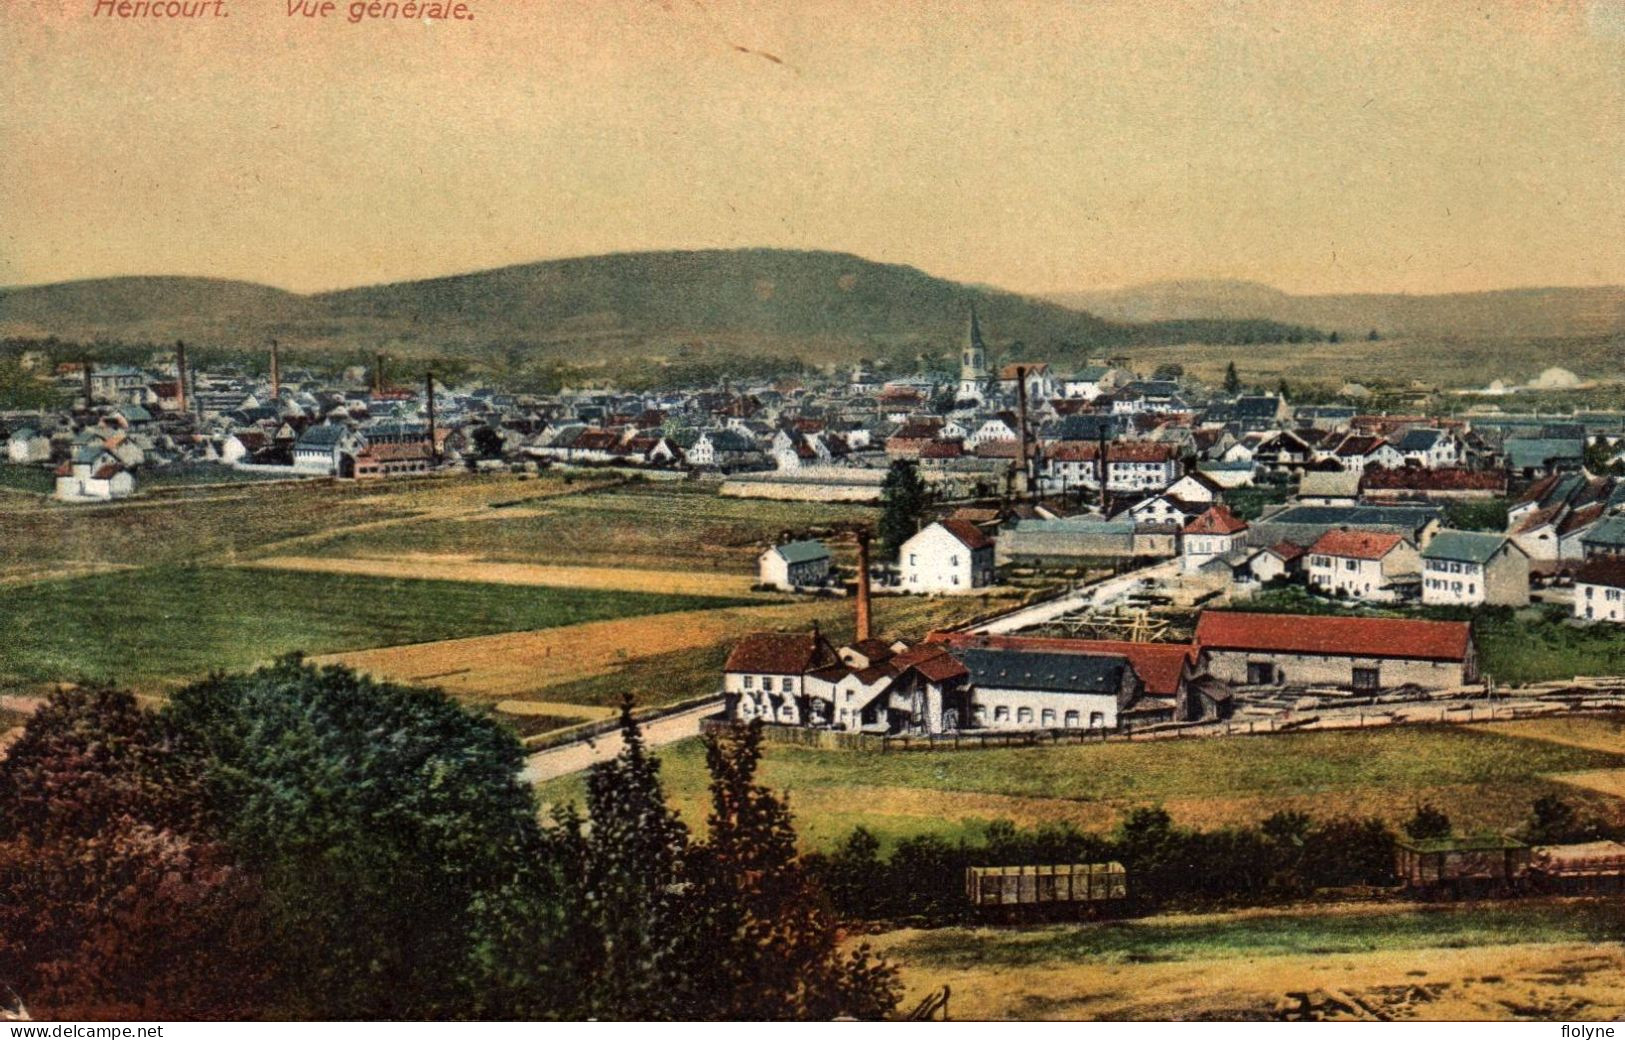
1394, 428, 1463, 469
1420, 530, 1530, 607
293, 423, 359, 475
6, 427, 51, 464
1181, 505, 1249, 573
900, 520, 996, 593
758, 539, 833, 591
1305, 529, 1422, 603
53, 447, 135, 502
1574, 558, 1625, 623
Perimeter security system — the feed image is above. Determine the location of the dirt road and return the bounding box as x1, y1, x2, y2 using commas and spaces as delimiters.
249, 553, 763, 597
522, 698, 722, 783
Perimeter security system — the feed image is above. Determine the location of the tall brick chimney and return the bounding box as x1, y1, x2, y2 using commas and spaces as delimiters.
174, 340, 188, 414
269, 339, 281, 401
854, 529, 873, 643
374, 352, 386, 396
81, 359, 94, 411
425, 369, 438, 464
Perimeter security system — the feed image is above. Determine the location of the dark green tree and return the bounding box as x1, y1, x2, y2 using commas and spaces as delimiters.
473, 425, 505, 459
878, 459, 928, 559
1367, 329, 1381, 342
163, 658, 559, 1019
563, 695, 697, 1019
1223, 361, 1242, 394
1403, 802, 1452, 840
685, 723, 902, 1020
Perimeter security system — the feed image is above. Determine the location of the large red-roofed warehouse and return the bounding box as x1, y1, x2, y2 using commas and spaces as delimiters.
1193, 611, 1477, 692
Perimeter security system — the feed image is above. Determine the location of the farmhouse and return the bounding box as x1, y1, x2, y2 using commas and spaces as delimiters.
1574, 558, 1625, 624
757, 539, 833, 590
1181, 505, 1248, 572
721, 629, 841, 725
900, 519, 996, 592
1420, 530, 1530, 607
1305, 529, 1421, 603
1194, 611, 1477, 692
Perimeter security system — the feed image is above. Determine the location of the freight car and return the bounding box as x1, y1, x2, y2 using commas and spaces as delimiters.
965, 862, 1128, 920
1398, 836, 1625, 897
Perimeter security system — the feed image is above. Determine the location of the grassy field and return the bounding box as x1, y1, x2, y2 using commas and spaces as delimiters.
536, 717, 1625, 852
295, 482, 879, 573
0, 471, 606, 575
888, 900, 1619, 971
867, 900, 1625, 1020
0, 565, 749, 689
0, 463, 53, 494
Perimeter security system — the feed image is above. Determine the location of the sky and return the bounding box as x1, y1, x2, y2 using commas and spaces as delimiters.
2, 0, 1622, 296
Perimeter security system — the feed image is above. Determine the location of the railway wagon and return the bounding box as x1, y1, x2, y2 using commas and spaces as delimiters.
1529, 840, 1625, 894
965, 862, 1128, 919
1395, 835, 1530, 896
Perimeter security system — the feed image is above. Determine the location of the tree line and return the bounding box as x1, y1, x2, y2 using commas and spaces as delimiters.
0, 661, 899, 1021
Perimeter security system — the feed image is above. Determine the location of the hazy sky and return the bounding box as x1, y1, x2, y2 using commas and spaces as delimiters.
3, 0, 1622, 295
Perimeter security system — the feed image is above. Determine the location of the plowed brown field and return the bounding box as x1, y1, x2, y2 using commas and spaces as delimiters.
311, 601, 821, 702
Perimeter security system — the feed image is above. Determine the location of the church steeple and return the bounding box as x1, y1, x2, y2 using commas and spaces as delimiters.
957, 305, 989, 402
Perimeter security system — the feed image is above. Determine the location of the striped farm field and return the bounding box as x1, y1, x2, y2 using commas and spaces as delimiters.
248, 553, 767, 598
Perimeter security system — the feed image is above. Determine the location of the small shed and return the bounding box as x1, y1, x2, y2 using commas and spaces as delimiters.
758, 539, 833, 590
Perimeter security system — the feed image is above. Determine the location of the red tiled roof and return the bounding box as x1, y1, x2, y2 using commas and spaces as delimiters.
918, 440, 964, 459
938, 518, 995, 550
1308, 529, 1407, 560
926, 631, 1197, 696
889, 642, 970, 683
1044, 440, 1178, 463
1576, 558, 1625, 589
1184, 505, 1248, 535
1360, 468, 1507, 493
1194, 611, 1471, 662
1266, 541, 1307, 562
724, 631, 839, 674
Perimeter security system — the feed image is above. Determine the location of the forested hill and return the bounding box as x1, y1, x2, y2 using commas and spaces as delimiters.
0, 250, 1321, 364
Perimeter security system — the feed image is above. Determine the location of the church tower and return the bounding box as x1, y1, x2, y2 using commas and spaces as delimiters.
956, 306, 989, 402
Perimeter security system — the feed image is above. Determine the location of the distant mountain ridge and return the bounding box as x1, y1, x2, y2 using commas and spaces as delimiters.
0, 250, 1333, 364
1049, 279, 1625, 339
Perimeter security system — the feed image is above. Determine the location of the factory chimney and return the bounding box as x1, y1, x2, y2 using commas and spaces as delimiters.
425, 370, 438, 465
269, 339, 281, 401
81, 359, 94, 411
374, 352, 386, 396
1014, 364, 1032, 500
854, 529, 873, 643
174, 340, 188, 414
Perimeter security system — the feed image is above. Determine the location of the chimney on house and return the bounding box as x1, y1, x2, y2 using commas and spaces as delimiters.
374, 352, 386, 396
269, 339, 281, 401
425, 370, 438, 465
854, 529, 873, 643
174, 340, 188, 414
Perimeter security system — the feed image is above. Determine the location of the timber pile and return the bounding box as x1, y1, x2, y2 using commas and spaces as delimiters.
1274, 988, 1388, 1022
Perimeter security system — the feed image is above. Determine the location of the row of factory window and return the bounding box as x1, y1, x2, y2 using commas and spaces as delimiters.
1424, 579, 1475, 594
740, 674, 798, 692
1582, 586, 1624, 601
975, 705, 1106, 728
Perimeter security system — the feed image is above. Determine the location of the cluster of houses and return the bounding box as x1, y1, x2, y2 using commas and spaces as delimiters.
722, 597, 1480, 736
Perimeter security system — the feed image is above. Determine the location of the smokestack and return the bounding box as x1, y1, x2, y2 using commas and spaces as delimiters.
425, 370, 438, 465
1014, 364, 1032, 501
374, 352, 385, 396
269, 339, 281, 401
1097, 425, 1109, 509
81, 359, 94, 411
174, 340, 188, 414
854, 530, 873, 643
